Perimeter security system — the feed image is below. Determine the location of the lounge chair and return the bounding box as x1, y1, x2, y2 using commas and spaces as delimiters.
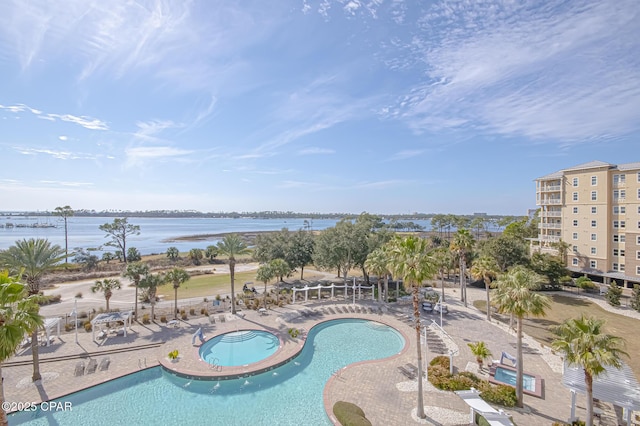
209, 315, 216, 324
219, 315, 226, 323
406, 363, 425, 377
74, 361, 85, 377
99, 357, 110, 371
397, 366, 416, 380
86, 359, 98, 374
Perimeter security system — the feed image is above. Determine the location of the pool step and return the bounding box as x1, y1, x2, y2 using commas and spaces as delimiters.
220, 330, 259, 343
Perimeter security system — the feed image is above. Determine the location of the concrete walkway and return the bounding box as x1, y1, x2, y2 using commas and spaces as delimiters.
3, 286, 612, 425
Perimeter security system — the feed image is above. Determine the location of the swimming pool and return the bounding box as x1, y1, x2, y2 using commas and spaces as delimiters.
493, 367, 536, 392
10, 319, 404, 425
199, 330, 279, 366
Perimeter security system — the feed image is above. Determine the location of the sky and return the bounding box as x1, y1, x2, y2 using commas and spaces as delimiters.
0, 0, 639, 216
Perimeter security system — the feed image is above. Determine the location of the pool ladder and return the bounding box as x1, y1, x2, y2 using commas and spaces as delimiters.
210, 358, 222, 372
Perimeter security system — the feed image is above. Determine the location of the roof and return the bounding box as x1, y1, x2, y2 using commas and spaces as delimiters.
561, 160, 613, 172
563, 361, 640, 411
535, 170, 564, 181
616, 162, 640, 171
43, 317, 61, 331
91, 311, 132, 325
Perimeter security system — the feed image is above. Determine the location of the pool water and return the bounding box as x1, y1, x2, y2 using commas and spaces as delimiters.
494, 367, 536, 392
10, 319, 404, 426
199, 330, 279, 366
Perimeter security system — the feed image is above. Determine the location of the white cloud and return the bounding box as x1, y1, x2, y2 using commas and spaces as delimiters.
58, 135, 68, 141
387, 0, 640, 142
0, 103, 108, 130
297, 147, 335, 155
388, 149, 424, 161
13, 147, 100, 160
124, 146, 194, 167
38, 180, 93, 187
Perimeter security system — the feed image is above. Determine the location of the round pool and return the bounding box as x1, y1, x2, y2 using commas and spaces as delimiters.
199, 330, 279, 366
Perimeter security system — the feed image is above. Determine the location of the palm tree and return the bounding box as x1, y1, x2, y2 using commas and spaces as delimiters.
493, 266, 550, 408
256, 263, 275, 308
470, 256, 500, 322
365, 247, 391, 303
387, 236, 436, 419
451, 229, 475, 307
552, 316, 628, 426
166, 247, 180, 262
431, 247, 452, 303
90, 278, 121, 311
138, 273, 165, 321
0, 238, 64, 382
122, 262, 149, 320
53, 205, 74, 263
0, 271, 43, 426
164, 268, 190, 319
467, 341, 493, 370
217, 234, 250, 315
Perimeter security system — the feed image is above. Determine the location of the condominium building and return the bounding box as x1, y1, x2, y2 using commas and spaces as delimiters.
533, 160, 640, 288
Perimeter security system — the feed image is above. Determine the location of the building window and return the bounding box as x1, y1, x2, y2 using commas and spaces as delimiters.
573, 258, 579, 266
573, 177, 578, 187
573, 192, 578, 201
613, 263, 619, 271
621, 221, 626, 228
590, 260, 597, 268
637, 235, 640, 245
591, 247, 596, 255
638, 188, 640, 199
613, 189, 626, 200
613, 206, 626, 214
591, 176, 597, 185
591, 191, 597, 201
613, 234, 626, 243
637, 265, 640, 275
613, 174, 625, 184
614, 221, 626, 229
638, 171, 640, 182
573, 233, 578, 240
637, 251, 640, 260
620, 264, 625, 272
573, 220, 578, 227
591, 206, 597, 214
591, 234, 597, 241
573, 246, 578, 253
613, 249, 625, 257
573, 207, 578, 214
591, 220, 596, 227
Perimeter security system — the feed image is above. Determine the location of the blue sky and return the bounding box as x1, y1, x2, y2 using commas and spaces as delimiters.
0, 0, 638, 215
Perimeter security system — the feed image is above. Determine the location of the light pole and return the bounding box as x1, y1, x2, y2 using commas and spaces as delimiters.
70, 299, 78, 344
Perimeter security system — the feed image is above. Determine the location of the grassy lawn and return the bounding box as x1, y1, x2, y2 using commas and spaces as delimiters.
157, 270, 259, 300
474, 293, 640, 378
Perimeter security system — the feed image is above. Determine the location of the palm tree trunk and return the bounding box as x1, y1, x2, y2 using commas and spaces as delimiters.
412, 284, 426, 419
0, 365, 8, 426
377, 280, 382, 303
585, 372, 594, 426
151, 301, 155, 321
300, 266, 304, 280
459, 258, 464, 303
485, 279, 491, 322
384, 275, 389, 303
440, 271, 446, 303
31, 330, 41, 381
174, 286, 178, 320
264, 282, 268, 308
230, 258, 236, 314
134, 285, 139, 320
106, 296, 110, 312
516, 317, 524, 408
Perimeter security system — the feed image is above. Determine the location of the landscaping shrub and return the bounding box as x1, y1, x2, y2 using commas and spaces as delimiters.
75, 292, 83, 298
38, 294, 62, 306
430, 355, 450, 369
65, 323, 74, 332
160, 315, 167, 323
333, 401, 371, 426
605, 281, 623, 306
575, 276, 596, 290
142, 313, 150, 324
181, 313, 188, 320
479, 384, 517, 407
631, 285, 640, 312
189, 308, 196, 316
84, 322, 92, 332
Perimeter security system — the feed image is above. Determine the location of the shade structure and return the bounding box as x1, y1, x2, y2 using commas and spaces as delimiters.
90, 311, 133, 341
41, 317, 61, 347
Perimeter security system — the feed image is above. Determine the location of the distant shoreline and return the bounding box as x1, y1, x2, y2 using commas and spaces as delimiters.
162, 230, 277, 243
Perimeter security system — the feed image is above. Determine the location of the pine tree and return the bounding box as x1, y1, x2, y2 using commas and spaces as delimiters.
605, 280, 622, 307
630, 284, 640, 312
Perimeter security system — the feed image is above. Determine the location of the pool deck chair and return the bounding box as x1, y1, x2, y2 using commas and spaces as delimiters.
99, 357, 110, 371
74, 361, 85, 377
85, 359, 98, 374
406, 363, 425, 378
397, 366, 416, 380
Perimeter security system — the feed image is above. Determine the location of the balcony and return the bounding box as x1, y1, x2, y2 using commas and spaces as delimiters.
539, 199, 562, 205
539, 235, 561, 243
539, 185, 561, 192
539, 223, 562, 229
540, 211, 562, 217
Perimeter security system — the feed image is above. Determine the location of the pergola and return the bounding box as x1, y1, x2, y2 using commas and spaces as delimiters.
42, 317, 61, 347
291, 279, 374, 303
563, 361, 640, 424
90, 311, 133, 341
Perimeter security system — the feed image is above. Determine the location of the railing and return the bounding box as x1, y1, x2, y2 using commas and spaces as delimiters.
540, 211, 562, 217
539, 185, 561, 192
539, 223, 562, 229
539, 235, 561, 243
539, 199, 562, 205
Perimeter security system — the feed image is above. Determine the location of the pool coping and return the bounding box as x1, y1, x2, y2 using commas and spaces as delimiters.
488, 363, 545, 399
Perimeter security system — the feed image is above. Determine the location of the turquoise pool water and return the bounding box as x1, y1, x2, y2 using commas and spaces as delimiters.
494, 367, 536, 392
199, 330, 279, 366
10, 319, 404, 425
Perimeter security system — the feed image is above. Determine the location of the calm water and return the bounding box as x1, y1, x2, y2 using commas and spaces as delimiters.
10, 319, 405, 426
0, 217, 345, 255
0, 216, 441, 256
199, 330, 280, 366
